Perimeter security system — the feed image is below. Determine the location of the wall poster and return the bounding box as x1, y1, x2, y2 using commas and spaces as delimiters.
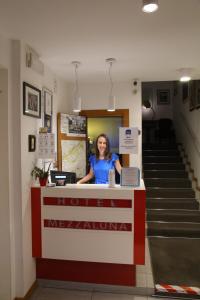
119, 127, 138, 154
37, 133, 55, 159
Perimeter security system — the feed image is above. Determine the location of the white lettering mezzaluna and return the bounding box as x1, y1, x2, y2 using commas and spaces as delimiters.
45, 219, 132, 231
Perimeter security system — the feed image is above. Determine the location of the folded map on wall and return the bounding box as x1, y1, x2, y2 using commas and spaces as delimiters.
61, 140, 86, 178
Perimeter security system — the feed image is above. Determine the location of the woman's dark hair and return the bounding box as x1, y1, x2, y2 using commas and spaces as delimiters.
95, 133, 111, 160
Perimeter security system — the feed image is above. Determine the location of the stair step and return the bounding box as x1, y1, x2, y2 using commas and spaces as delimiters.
143, 143, 178, 150
144, 178, 191, 188
146, 188, 195, 198
144, 170, 188, 178
144, 156, 182, 163
144, 163, 185, 170
147, 221, 200, 238
147, 198, 199, 210
147, 209, 200, 222
143, 149, 180, 156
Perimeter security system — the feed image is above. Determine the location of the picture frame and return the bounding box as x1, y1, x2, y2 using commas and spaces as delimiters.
182, 82, 189, 103
173, 81, 178, 97
194, 80, 200, 109
23, 82, 41, 118
44, 114, 52, 133
189, 81, 195, 111
28, 135, 36, 152
43, 88, 53, 133
157, 89, 170, 105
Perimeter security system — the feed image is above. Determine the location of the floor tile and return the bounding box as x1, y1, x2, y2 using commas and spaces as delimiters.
92, 292, 135, 300
29, 287, 92, 300
136, 274, 147, 287
148, 297, 172, 300
146, 274, 154, 288
132, 297, 148, 300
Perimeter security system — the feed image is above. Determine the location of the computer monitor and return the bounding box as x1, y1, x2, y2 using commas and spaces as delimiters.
50, 170, 76, 185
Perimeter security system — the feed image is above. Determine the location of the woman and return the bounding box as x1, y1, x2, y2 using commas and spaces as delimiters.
77, 133, 121, 184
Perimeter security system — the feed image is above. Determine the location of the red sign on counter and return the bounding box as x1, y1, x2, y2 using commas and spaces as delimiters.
44, 219, 132, 231
43, 197, 132, 208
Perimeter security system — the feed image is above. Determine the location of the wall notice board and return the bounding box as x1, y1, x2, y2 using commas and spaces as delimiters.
57, 113, 87, 179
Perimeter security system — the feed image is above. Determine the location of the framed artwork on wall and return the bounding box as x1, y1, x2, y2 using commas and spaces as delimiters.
189, 81, 195, 111
182, 82, 189, 103
173, 81, 178, 97
157, 89, 170, 105
28, 135, 36, 152
23, 82, 41, 118
195, 80, 200, 109
43, 88, 53, 132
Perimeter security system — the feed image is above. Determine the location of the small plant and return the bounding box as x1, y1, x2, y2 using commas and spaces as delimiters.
31, 162, 51, 180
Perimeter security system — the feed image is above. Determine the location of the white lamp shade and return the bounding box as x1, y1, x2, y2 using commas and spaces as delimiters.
73, 95, 82, 112
107, 95, 116, 112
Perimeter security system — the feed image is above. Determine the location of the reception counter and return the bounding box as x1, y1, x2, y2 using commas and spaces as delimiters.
31, 183, 146, 286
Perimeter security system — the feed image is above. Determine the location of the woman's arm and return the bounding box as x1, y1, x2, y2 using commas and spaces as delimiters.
115, 159, 122, 174
77, 168, 94, 184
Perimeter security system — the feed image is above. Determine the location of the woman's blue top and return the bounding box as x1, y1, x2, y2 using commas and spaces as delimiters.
89, 153, 119, 184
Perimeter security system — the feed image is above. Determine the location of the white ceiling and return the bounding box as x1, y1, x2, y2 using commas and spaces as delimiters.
0, 0, 200, 83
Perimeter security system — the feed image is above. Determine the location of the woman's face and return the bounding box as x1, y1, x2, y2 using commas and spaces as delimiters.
97, 136, 107, 156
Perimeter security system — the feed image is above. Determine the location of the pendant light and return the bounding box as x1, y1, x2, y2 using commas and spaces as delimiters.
72, 61, 82, 112
142, 0, 159, 13
106, 58, 116, 112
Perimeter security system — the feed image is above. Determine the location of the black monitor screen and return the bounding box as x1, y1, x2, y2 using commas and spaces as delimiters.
50, 170, 76, 184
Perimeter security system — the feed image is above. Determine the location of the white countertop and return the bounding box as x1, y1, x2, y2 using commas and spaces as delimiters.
41, 180, 145, 199
45, 180, 145, 190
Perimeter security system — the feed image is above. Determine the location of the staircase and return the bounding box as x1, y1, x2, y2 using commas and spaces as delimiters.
143, 143, 200, 298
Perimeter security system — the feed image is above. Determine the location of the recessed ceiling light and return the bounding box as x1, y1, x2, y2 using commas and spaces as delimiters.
178, 68, 193, 82
180, 76, 191, 82
142, 0, 159, 13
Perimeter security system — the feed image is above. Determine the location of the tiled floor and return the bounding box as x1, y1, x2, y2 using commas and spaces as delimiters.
29, 288, 170, 300
29, 238, 155, 300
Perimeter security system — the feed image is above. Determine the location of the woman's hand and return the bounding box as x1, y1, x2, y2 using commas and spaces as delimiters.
115, 159, 122, 174
76, 168, 94, 184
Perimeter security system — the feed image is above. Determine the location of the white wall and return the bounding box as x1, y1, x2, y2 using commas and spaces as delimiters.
173, 82, 200, 185
0, 34, 70, 299
142, 81, 174, 120
20, 42, 69, 296
10, 40, 24, 299
0, 33, 142, 299
0, 35, 21, 300
0, 68, 12, 300
68, 81, 142, 169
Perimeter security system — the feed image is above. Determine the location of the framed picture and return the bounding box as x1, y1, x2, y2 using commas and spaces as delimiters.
157, 89, 170, 105
43, 88, 53, 133
28, 135, 36, 152
23, 82, 41, 118
44, 114, 52, 133
195, 80, 200, 109
189, 81, 195, 111
173, 81, 178, 97
182, 82, 189, 103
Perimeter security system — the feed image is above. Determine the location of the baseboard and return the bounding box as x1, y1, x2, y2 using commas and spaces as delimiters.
15, 281, 37, 300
